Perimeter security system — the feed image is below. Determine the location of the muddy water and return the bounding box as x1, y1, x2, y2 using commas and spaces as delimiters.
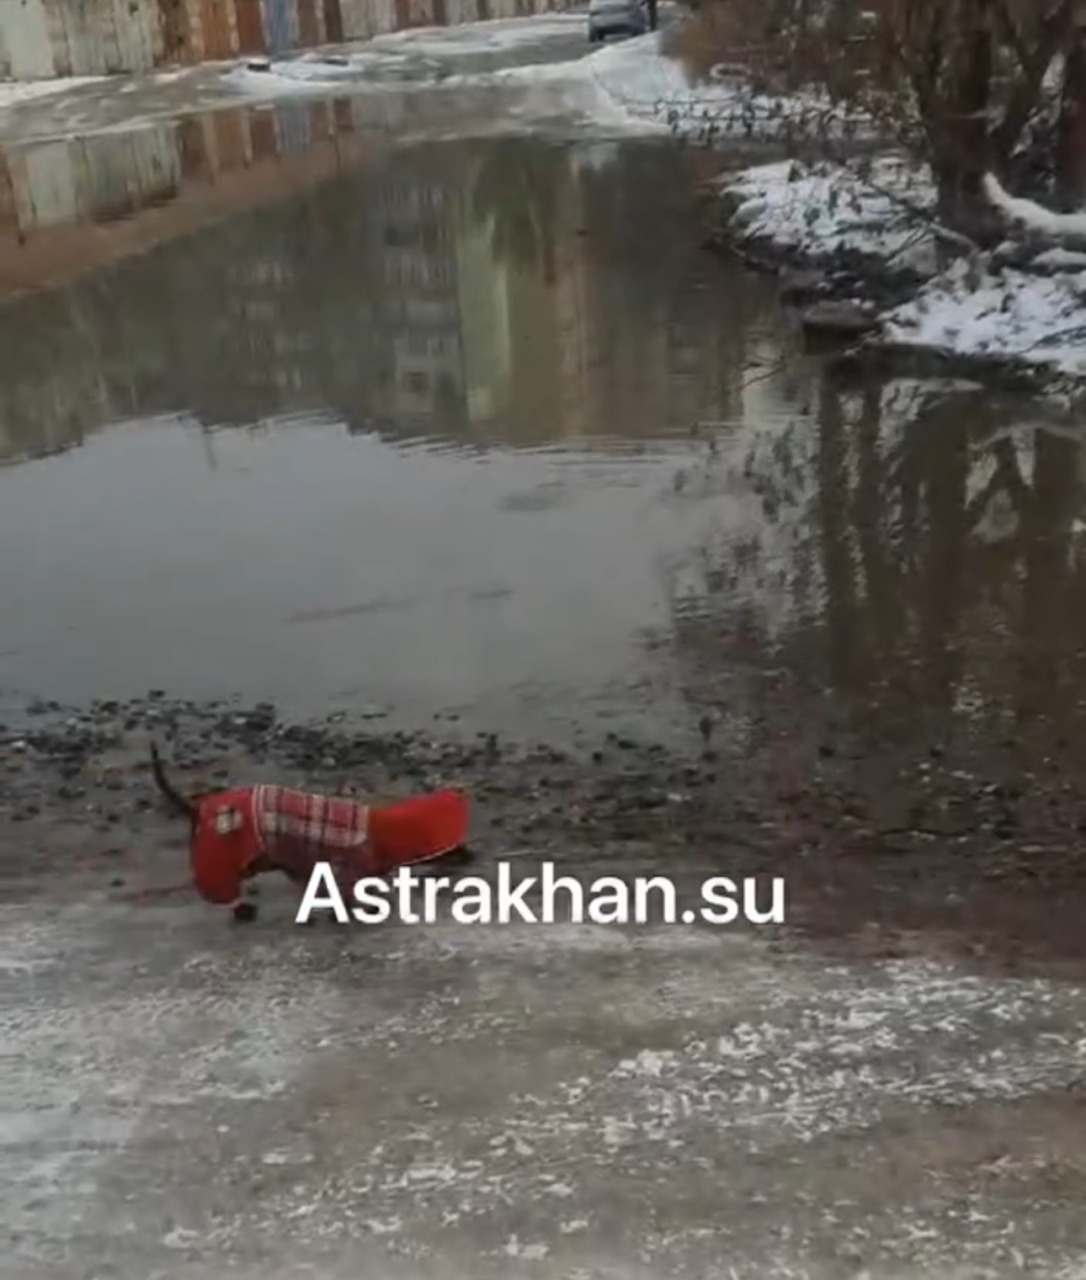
674, 372, 1086, 764
1, 102, 1083, 763
0, 117, 787, 741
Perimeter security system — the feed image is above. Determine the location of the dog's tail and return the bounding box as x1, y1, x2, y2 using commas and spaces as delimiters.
149, 741, 197, 821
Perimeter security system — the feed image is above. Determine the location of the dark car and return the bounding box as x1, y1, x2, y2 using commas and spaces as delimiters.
587, 0, 649, 42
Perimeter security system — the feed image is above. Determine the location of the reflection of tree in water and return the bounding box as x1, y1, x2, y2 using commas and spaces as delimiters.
671, 370, 1086, 750
470, 140, 566, 284
816, 379, 1084, 738
815, 377, 972, 717
0, 285, 126, 466
574, 142, 705, 310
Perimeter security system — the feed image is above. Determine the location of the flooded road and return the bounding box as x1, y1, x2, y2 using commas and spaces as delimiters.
0, 116, 781, 740
1, 54, 1086, 771
3, 78, 1086, 762
3, 89, 1085, 764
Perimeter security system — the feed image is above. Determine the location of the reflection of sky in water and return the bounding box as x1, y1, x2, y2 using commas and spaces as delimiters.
0, 418, 739, 737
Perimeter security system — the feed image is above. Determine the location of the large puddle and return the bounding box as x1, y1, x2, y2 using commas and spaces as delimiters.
1, 100, 1084, 760
0, 119, 788, 741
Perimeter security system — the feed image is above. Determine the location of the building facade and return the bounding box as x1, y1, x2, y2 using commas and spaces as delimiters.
0, 0, 575, 79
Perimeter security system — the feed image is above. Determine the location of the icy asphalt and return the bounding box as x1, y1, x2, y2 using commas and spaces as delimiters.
5, 11, 1086, 1280
8, 861, 1086, 1280
0, 13, 688, 146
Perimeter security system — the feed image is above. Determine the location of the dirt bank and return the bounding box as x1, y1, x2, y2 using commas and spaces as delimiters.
4, 690, 1086, 977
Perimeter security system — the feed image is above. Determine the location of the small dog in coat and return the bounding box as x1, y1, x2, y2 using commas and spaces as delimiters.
150, 741, 471, 917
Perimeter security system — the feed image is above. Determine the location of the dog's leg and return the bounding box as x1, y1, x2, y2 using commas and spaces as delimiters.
411, 846, 476, 875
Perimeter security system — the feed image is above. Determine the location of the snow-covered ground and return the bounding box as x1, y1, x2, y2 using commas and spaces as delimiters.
494, 32, 696, 134
720, 157, 940, 277
718, 157, 1086, 385
222, 22, 864, 148
881, 259, 1086, 379
221, 27, 688, 117
227, 46, 415, 86
10, 887, 1086, 1279
220, 29, 695, 140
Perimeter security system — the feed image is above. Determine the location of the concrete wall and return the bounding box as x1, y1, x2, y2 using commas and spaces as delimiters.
0, 0, 59, 79
0, 0, 166, 77
0, 0, 575, 77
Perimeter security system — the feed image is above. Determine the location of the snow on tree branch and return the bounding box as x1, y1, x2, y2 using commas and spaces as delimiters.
983, 172, 1086, 243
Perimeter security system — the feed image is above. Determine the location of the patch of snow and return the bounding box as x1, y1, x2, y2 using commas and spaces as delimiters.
586, 32, 867, 141
985, 171, 1086, 241
521, 30, 692, 112
223, 46, 409, 94
221, 13, 583, 99
365, 1216, 403, 1234
0, 905, 364, 1227
1031, 247, 1086, 271
0, 76, 105, 110
219, 30, 862, 145
586, 958, 1086, 1149
494, 33, 865, 142
880, 257, 1086, 377
616, 1048, 676, 1076
716, 154, 1086, 384
303, 30, 686, 136
501, 1235, 550, 1259
720, 156, 939, 276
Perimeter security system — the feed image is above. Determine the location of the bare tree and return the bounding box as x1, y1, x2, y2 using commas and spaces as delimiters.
680, 0, 1086, 235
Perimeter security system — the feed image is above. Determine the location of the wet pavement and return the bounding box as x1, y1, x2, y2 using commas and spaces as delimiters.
6, 13, 1086, 1280
10, 891, 1086, 1280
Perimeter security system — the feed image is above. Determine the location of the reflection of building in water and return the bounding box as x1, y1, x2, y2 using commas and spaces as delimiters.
0, 98, 369, 462
0, 98, 361, 291
450, 143, 606, 443
1, 128, 182, 231
369, 161, 467, 424
455, 191, 513, 425
551, 173, 604, 438
507, 152, 604, 442
0, 123, 767, 466
499, 145, 754, 443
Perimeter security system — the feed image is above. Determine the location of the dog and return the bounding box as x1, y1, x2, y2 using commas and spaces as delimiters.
150, 741, 471, 915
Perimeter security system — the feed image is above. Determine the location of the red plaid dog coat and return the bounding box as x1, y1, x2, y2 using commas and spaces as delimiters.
190, 783, 470, 905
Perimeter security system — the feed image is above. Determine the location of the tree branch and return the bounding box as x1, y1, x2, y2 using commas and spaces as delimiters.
992, 0, 1080, 164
